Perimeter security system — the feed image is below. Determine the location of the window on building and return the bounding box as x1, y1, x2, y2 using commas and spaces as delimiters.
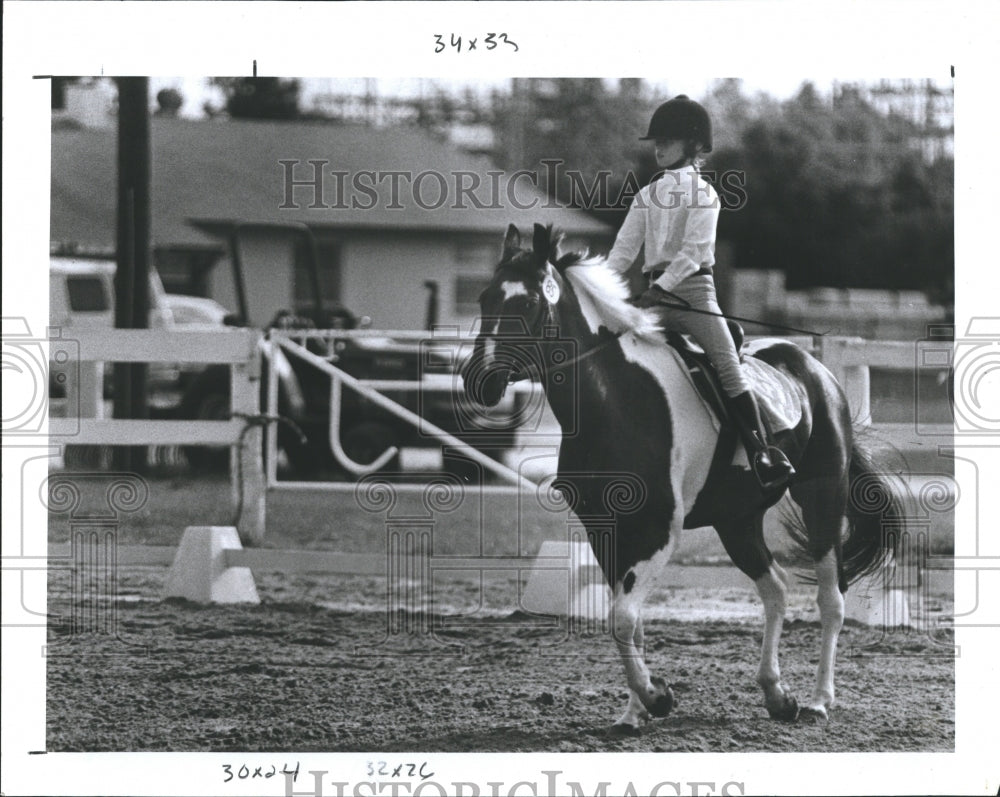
454, 241, 497, 316
154, 247, 223, 297
66, 277, 110, 312
454, 275, 493, 315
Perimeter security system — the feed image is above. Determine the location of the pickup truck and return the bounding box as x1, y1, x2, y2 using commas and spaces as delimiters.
48, 256, 197, 404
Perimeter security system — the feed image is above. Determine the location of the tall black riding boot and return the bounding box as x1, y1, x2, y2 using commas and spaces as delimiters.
730, 391, 795, 491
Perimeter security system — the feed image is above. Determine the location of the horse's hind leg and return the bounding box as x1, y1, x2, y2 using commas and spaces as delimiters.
789, 477, 848, 721
715, 514, 799, 721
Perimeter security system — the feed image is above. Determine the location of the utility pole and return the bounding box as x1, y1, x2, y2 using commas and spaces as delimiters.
113, 77, 152, 472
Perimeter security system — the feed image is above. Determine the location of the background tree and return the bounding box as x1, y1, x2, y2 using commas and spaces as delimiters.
155, 87, 183, 117
491, 78, 654, 226
712, 80, 952, 308
51, 76, 82, 110
210, 77, 301, 120
492, 78, 952, 311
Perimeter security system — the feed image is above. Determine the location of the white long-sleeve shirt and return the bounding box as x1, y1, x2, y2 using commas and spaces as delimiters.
606, 164, 721, 292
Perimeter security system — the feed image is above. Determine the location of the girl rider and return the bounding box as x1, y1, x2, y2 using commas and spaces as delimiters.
606, 95, 795, 492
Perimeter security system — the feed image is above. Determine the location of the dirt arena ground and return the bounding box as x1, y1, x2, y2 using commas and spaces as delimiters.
46, 567, 954, 753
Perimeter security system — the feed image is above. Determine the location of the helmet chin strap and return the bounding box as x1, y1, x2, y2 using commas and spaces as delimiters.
664, 156, 689, 170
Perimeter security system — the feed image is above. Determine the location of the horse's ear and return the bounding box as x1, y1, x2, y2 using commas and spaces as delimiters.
533, 223, 552, 264
502, 224, 521, 257
550, 230, 565, 266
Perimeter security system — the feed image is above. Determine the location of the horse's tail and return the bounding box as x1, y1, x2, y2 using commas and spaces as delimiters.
840, 437, 907, 591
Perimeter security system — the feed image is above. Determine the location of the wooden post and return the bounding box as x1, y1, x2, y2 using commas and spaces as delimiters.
230, 337, 265, 546
264, 338, 280, 488
68, 361, 103, 419
113, 77, 152, 471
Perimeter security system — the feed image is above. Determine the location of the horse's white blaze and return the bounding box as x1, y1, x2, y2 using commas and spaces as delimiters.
500, 280, 529, 300
481, 316, 501, 338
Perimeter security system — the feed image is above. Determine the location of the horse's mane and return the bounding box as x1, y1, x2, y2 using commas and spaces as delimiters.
556, 251, 662, 339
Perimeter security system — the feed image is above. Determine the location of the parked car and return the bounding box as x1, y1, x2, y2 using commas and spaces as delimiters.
49, 257, 177, 403
163, 294, 232, 328
49, 256, 174, 330
48, 257, 230, 407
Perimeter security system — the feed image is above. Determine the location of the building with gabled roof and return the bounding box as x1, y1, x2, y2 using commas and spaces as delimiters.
51, 118, 612, 330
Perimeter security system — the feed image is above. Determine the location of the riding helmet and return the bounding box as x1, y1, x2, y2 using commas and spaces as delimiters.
640, 95, 713, 152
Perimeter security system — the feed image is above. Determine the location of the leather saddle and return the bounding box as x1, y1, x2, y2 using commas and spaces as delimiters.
663, 319, 745, 428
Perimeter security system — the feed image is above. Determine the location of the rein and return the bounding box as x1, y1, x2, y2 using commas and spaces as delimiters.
502, 285, 630, 384
651, 289, 829, 338
496, 258, 825, 390
508, 327, 629, 383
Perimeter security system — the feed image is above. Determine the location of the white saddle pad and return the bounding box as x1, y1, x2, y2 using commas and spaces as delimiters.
742, 355, 803, 434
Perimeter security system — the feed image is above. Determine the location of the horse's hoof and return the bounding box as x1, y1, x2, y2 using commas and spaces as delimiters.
610, 722, 642, 737
648, 677, 675, 718
766, 694, 799, 722
798, 705, 828, 723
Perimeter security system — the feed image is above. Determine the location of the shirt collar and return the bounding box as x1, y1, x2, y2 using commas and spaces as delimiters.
661, 162, 697, 176
654, 163, 699, 184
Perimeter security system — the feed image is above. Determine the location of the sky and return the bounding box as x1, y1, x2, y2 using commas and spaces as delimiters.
149, 75, 955, 120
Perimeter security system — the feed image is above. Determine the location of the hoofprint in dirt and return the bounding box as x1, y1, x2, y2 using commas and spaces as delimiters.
47, 570, 954, 753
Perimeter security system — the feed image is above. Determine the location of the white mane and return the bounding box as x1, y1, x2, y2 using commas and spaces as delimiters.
561, 254, 662, 339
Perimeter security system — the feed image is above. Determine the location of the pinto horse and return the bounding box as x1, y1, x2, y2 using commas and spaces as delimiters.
462, 223, 903, 732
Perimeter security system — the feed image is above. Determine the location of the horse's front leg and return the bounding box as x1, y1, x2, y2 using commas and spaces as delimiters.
611, 601, 674, 733
609, 525, 680, 733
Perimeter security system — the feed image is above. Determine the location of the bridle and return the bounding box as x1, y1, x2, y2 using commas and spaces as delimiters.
490, 266, 629, 385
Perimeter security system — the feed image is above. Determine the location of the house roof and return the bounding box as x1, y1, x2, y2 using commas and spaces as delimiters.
51, 118, 612, 249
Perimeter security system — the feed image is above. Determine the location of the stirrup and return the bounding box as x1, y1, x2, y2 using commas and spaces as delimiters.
752, 447, 795, 492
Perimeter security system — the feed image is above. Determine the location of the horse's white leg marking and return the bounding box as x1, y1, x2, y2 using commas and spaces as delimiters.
618, 691, 651, 729
611, 511, 681, 728
754, 563, 797, 719
808, 548, 844, 717
612, 595, 653, 728
755, 566, 786, 690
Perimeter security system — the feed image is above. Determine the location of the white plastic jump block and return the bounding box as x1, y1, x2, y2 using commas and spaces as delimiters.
520, 540, 610, 621
162, 526, 260, 604
844, 570, 911, 627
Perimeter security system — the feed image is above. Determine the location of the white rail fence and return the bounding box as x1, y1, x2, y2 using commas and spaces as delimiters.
47, 328, 266, 543
48, 328, 946, 546
268, 330, 537, 490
